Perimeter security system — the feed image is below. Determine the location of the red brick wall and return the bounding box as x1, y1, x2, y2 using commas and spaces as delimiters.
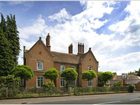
80, 51, 98, 87
25, 41, 54, 88
25, 41, 98, 89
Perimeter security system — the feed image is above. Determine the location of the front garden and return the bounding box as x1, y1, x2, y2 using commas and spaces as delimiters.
0, 65, 135, 99
0, 83, 130, 99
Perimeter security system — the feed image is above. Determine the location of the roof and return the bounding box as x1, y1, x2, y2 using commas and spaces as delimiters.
125, 75, 140, 84
51, 51, 80, 64
110, 74, 140, 85
25, 38, 98, 65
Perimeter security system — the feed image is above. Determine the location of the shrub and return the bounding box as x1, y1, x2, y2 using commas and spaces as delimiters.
0, 75, 20, 98
44, 68, 59, 85
12, 65, 34, 88
43, 82, 57, 95
61, 68, 78, 89
127, 84, 135, 93
82, 70, 96, 81
112, 81, 122, 92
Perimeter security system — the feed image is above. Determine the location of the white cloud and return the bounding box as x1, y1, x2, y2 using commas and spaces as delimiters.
19, 15, 46, 40
48, 8, 71, 23
99, 52, 140, 74
18, 1, 140, 75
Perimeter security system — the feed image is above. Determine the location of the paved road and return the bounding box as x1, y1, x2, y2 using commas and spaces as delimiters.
37, 92, 140, 104
0, 92, 140, 104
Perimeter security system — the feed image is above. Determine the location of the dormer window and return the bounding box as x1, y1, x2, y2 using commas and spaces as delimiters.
37, 61, 43, 70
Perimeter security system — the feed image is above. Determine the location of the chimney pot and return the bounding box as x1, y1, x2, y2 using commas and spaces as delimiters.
46, 33, 51, 51
68, 44, 73, 54
78, 43, 84, 54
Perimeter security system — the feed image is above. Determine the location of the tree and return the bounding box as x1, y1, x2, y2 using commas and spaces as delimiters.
0, 13, 20, 76
61, 68, 78, 88
0, 14, 7, 33
44, 68, 59, 86
98, 71, 114, 87
0, 24, 14, 76
82, 70, 96, 81
12, 65, 34, 88
135, 68, 140, 76
6, 14, 20, 65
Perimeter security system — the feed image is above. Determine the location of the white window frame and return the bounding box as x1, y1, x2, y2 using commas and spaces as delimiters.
71, 65, 76, 69
88, 79, 93, 87
88, 65, 92, 70
60, 65, 65, 72
37, 61, 43, 70
60, 77, 65, 87
36, 76, 44, 88
60, 65, 65, 87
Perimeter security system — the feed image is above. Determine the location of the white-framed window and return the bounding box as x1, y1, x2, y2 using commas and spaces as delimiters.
60, 65, 65, 87
88, 65, 92, 70
88, 79, 93, 87
60, 65, 65, 72
60, 77, 65, 87
71, 65, 76, 69
36, 76, 44, 88
37, 61, 43, 70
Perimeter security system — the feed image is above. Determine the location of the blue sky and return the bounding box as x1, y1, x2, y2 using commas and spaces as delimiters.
0, 1, 140, 74
0, 1, 84, 26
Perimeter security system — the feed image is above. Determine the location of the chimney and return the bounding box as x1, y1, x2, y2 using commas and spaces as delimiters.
78, 43, 84, 54
68, 44, 73, 54
39, 37, 41, 40
46, 33, 51, 51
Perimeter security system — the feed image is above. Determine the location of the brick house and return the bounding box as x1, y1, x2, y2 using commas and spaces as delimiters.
24, 33, 99, 89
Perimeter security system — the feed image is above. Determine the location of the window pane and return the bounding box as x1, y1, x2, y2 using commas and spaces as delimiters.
37, 61, 43, 70
37, 76, 44, 88
60, 78, 65, 87
88, 80, 93, 86
60, 65, 65, 72
88, 66, 92, 70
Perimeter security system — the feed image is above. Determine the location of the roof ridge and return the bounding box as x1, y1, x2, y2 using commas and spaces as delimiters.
51, 51, 78, 56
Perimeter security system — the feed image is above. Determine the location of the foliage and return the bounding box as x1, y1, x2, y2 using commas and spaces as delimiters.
112, 81, 122, 92
61, 68, 78, 88
135, 68, 140, 76
43, 82, 57, 95
12, 65, 34, 88
0, 25, 14, 76
0, 75, 20, 98
0, 13, 20, 76
44, 68, 59, 84
6, 14, 20, 64
98, 71, 114, 87
127, 84, 135, 93
82, 70, 96, 81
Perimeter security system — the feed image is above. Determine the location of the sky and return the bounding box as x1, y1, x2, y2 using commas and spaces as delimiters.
0, 0, 140, 75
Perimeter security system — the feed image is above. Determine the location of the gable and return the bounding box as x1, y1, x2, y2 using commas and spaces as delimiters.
80, 50, 98, 72
26, 39, 52, 57
25, 39, 54, 70
81, 50, 98, 63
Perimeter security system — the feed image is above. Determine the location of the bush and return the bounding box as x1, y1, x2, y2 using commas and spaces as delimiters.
112, 81, 122, 92
44, 68, 59, 85
127, 84, 135, 93
43, 82, 60, 95
82, 70, 96, 81
61, 68, 78, 89
0, 75, 20, 98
